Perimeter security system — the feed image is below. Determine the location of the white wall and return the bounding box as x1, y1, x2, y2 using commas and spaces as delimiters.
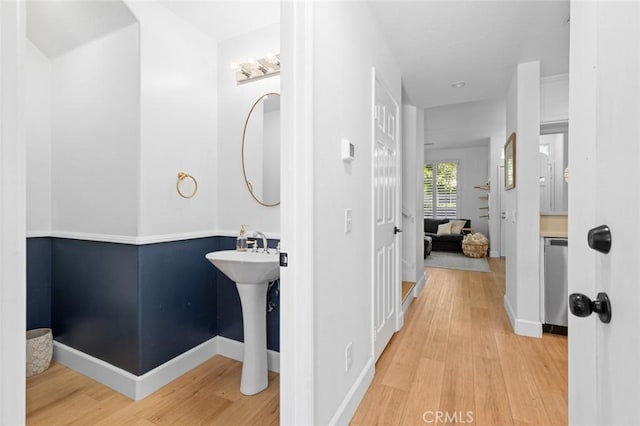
540, 73, 569, 123
217, 24, 280, 236
126, 2, 218, 240
402, 104, 425, 283
424, 145, 490, 237
504, 61, 542, 338
311, 2, 402, 423
51, 23, 140, 238
487, 73, 568, 257
25, 41, 51, 234
424, 98, 506, 149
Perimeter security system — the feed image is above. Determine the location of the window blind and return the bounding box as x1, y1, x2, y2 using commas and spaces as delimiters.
424, 162, 457, 219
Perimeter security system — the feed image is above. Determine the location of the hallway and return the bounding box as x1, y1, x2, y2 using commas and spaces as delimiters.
352, 259, 567, 425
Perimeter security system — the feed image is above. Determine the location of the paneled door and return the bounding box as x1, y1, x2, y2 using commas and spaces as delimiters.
372, 68, 401, 360
569, 2, 640, 424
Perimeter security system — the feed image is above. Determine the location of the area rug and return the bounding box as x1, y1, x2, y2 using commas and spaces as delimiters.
425, 251, 491, 273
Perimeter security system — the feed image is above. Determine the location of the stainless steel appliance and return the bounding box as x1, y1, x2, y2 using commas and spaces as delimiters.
544, 238, 568, 329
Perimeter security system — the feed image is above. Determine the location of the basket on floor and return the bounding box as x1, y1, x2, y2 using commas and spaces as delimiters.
462, 241, 488, 258
26, 328, 52, 377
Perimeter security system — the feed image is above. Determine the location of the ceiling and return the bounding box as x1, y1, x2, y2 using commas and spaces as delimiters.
158, 1, 280, 42
26, 0, 279, 59
26, 1, 137, 58
424, 98, 505, 149
369, 0, 570, 109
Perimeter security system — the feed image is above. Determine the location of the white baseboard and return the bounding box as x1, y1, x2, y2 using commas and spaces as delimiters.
413, 271, 427, 297
53, 336, 280, 400
401, 291, 413, 314
328, 357, 375, 426
53, 341, 140, 399
490, 249, 500, 258
514, 319, 542, 338
503, 296, 542, 338
396, 309, 405, 331
215, 336, 281, 373
504, 295, 516, 331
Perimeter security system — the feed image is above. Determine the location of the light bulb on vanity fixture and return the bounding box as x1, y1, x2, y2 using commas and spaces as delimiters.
230, 62, 252, 79
231, 52, 281, 85
250, 58, 269, 75
267, 52, 280, 66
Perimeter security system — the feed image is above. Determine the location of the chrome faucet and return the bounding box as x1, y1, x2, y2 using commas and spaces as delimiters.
253, 231, 268, 253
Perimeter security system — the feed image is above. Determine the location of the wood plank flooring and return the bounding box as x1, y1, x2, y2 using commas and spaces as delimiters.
26, 356, 279, 425
351, 258, 568, 426
402, 281, 416, 303
27, 258, 567, 425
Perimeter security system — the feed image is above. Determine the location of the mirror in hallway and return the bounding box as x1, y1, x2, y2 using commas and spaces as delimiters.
540, 122, 568, 213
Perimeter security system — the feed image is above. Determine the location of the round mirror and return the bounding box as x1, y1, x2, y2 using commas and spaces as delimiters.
242, 93, 280, 207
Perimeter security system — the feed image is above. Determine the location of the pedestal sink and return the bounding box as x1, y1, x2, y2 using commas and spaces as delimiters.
205, 250, 279, 395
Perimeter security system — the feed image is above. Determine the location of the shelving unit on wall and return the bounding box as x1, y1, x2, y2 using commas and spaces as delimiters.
474, 184, 490, 219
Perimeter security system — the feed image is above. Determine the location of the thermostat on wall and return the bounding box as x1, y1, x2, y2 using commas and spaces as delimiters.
341, 138, 355, 162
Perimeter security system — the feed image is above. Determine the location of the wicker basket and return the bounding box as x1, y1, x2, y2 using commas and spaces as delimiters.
26, 328, 52, 377
462, 241, 488, 258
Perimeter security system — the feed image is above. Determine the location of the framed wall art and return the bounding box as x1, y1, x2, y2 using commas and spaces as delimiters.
505, 132, 516, 190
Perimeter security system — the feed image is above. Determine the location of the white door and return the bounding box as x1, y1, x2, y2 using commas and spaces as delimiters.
569, 2, 640, 424
372, 69, 401, 360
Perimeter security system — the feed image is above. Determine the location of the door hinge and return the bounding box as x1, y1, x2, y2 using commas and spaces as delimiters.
279, 252, 289, 267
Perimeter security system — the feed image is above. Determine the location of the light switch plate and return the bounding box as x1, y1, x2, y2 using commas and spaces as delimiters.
345, 208, 353, 233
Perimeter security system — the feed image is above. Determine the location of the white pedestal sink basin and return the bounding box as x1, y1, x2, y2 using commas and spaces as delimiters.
205, 250, 279, 395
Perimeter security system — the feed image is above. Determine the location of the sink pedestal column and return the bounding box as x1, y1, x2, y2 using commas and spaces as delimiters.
235, 282, 268, 395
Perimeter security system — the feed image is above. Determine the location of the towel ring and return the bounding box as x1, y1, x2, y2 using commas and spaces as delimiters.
177, 172, 198, 199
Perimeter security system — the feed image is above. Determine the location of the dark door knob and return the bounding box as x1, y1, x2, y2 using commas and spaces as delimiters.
394, 226, 402, 234
569, 292, 612, 324
588, 225, 612, 254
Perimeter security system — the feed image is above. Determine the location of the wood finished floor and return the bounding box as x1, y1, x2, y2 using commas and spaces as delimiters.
27, 258, 567, 425
352, 258, 568, 426
402, 281, 416, 302
26, 356, 279, 425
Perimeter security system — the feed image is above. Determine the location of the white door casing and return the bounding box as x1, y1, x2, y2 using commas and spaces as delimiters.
0, 0, 27, 423
372, 68, 401, 360
279, 0, 315, 424
569, 1, 640, 425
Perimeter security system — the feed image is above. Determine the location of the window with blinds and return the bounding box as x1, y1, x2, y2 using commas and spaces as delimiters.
424, 162, 457, 219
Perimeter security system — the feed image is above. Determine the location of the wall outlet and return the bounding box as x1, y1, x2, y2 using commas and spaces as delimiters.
341, 138, 355, 162
345, 342, 353, 372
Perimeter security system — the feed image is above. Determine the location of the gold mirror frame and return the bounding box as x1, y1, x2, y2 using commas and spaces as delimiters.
504, 132, 516, 190
241, 92, 280, 207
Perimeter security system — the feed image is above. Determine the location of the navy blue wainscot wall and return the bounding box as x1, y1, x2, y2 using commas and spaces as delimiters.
26, 237, 52, 330
138, 238, 218, 374
52, 239, 141, 374
27, 235, 280, 376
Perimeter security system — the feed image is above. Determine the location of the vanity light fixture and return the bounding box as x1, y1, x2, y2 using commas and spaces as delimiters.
267, 52, 280, 66
231, 53, 280, 84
